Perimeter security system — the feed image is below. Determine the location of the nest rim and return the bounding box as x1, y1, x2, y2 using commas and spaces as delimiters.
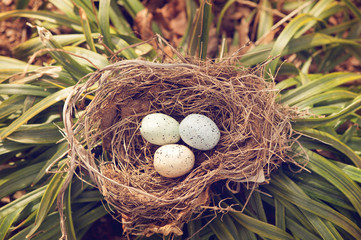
62, 58, 299, 237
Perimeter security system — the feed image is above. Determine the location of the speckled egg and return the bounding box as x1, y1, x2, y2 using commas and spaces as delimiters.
179, 114, 220, 150
153, 144, 195, 178
140, 113, 180, 145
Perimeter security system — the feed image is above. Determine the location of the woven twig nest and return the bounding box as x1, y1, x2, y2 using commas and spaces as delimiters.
63, 58, 296, 237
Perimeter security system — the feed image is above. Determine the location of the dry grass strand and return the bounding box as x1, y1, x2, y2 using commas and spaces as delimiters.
62, 58, 299, 237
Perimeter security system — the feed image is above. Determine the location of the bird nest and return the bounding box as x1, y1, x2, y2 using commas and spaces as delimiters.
62, 58, 298, 237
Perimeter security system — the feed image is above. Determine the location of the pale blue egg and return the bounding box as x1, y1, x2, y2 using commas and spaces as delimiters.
140, 113, 180, 145
179, 114, 220, 150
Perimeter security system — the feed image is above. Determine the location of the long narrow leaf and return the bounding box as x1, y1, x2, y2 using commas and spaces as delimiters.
306, 151, 361, 216
242, 33, 361, 66
294, 0, 335, 38
179, 0, 198, 49
342, 0, 361, 20
331, 160, 361, 183
209, 217, 236, 240
37, 27, 91, 79
248, 192, 267, 222
286, 217, 322, 240
268, 175, 361, 239
275, 199, 286, 231
267, 14, 318, 75
0, 139, 28, 156
0, 186, 46, 219
294, 147, 361, 222
279, 72, 361, 105
0, 84, 50, 97
0, 95, 27, 119
300, 128, 361, 168
78, 7, 96, 52
187, 220, 202, 239
63, 46, 109, 69
71, 0, 98, 29
119, 0, 144, 19
9, 212, 61, 240
48, 0, 78, 20
32, 142, 68, 186
295, 178, 354, 211
222, 213, 241, 240
14, 34, 88, 59
109, 0, 133, 35
301, 210, 342, 240
188, 0, 212, 58
0, 10, 81, 31
0, 208, 23, 240
199, 1, 212, 59
5, 122, 63, 144
272, 176, 344, 239
294, 90, 358, 109
257, 0, 273, 40
216, 0, 236, 36
73, 205, 107, 234
99, 0, 115, 52
293, 94, 361, 129
0, 162, 45, 199
0, 57, 39, 80
64, 176, 77, 240
0, 86, 75, 139
26, 164, 68, 238
230, 211, 294, 240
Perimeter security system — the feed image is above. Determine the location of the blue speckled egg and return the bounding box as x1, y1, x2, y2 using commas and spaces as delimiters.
179, 114, 220, 150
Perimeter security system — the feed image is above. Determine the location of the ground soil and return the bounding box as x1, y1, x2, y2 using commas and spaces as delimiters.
0, 0, 31, 57
0, 0, 54, 58
0, 0, 70, 61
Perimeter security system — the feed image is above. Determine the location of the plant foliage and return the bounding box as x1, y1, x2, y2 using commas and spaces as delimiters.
0, 0, 361, 239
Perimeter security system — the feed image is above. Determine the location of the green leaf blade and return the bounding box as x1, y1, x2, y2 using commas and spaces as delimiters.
0, 86, 75, 140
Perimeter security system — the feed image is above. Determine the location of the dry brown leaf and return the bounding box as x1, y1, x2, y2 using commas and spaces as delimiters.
134, 9, 154, 41
235, 18, 251, 54
257, 29, 277, 45
152, 0, 187, 46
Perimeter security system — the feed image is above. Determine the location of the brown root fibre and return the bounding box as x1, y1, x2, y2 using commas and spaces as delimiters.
63, 58, 298, 237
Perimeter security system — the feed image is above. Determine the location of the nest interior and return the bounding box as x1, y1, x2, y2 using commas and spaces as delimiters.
64, 59, 297, 237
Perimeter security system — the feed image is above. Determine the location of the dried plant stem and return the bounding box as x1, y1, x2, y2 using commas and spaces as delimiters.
62, 57, 300, 237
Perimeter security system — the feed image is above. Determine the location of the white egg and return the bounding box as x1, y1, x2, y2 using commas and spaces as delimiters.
154, 144, 195, 178
179, 114, 220, 150
140, 113, 180, 145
